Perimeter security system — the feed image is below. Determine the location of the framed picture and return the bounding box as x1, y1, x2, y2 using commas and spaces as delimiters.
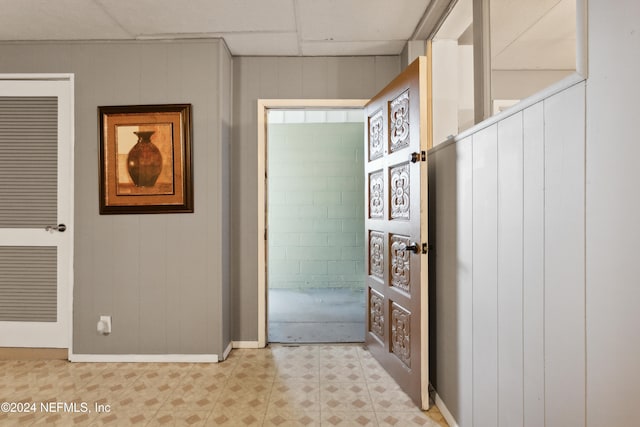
98, 104, 193, 214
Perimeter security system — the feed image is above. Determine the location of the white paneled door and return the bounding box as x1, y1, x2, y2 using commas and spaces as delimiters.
0, 77, 73, 348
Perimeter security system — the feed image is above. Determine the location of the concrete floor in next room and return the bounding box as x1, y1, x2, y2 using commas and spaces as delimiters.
268, 288, 366, 343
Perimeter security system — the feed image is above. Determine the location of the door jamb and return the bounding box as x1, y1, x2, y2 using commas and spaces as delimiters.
256, 99, 368, 347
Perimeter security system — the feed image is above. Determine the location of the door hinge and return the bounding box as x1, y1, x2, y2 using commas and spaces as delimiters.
264, 229, 267, 241
410, 151, 426, 163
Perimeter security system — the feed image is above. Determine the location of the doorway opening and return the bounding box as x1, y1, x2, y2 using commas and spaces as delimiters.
262, 102, 367, 343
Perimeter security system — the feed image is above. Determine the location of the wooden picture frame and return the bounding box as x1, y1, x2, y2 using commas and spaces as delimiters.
98, 104, 193, 214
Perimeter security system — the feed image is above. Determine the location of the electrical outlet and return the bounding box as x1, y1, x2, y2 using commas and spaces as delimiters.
97, 315, 111, 335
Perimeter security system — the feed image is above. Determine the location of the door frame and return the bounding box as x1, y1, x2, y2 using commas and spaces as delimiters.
256, 99, 368, 347
0, 73, 74, 351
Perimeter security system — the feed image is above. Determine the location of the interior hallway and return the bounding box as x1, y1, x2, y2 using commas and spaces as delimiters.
0, 345, 447, 426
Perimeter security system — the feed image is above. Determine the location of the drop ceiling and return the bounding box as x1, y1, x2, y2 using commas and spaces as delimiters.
0, 0, 436, 56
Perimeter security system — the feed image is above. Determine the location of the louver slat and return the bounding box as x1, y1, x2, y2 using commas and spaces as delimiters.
0, 97, 57, 228
0, 247, 57, 322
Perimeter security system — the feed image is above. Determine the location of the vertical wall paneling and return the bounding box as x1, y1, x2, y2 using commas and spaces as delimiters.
220, 42, 233, 352
430, 145, 456, 413
522, 102, 545, 427
543, 82, 586, 426
302, 58, 329, 98
0, 40, 229, 356
455, 137, 473, 426
586, 1, 640, 425
431, 136, 474, 426
456, 137, 474, 427
139, 215, 168, 353
497, 112, 524, 427
431, 81, 587, 427
471, 125, 498, 427
111, 219, 140, 353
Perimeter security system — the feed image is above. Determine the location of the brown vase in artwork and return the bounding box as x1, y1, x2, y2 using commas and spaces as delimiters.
127, 131, 162, 187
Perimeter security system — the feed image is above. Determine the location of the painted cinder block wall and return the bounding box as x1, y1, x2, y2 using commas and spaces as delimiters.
267, 121, 365, 290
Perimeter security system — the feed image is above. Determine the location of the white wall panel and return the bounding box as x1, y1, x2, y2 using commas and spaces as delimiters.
522, 102, 545, 427
472, 125, 498, 427
586, 1, 640, 425
456, 136, 474, 427
431, 82, 586, 427
543, 82, 586, 427
430, 141, 465, 422
497, 112, 524, 427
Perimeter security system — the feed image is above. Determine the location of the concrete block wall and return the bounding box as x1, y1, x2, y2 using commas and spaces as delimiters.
267, 122, 365, 290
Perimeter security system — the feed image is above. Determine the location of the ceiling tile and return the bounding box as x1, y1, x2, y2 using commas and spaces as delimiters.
301, 40, 406, 56
97, 0, 297, 36
222, 32, 299, 56
297, 0, 431, 41
0, 0, 130, 40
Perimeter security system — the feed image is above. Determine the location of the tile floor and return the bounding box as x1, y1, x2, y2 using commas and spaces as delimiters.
0, 344, 448, 426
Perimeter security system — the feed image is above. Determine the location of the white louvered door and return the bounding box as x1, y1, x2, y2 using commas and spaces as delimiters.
0, 78, 73, 348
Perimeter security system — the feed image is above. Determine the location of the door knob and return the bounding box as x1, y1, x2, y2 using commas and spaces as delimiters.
402, 243, 420, 254
45, 224, 66, 232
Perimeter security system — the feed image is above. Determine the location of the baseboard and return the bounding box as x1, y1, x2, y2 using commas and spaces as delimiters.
232, 341, 260, 349
69, 354, 219, 363
0, 347, 68, 360
222, 341, 233, 360
435, 393, 459, 427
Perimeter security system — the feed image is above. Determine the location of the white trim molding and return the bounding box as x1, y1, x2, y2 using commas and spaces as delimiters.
222, 341, 233, 360
435, 393, 459, 427
232, 341, 261, 349
69, 354, 220, 363
0, 73, 75, 81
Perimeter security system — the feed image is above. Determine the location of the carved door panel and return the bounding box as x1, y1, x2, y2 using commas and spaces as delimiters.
365, 57, 430, 409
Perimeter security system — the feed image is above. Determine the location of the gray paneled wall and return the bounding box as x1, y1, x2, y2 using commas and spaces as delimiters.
231, 56, 401, 341
220, 42, 233, 352
429, 82, 586, 426
0, 40, 231, 355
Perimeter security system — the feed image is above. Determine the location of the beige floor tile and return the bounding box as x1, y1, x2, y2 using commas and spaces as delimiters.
271, 380, 320, 399
0, 344, 448, 427
375, 411, 440, 427
321, 411, 379, 426
366, 382, 416, 412
31, 412, 93, 426
90, 409, 158, 426
163, 382, 221, 411
320, 360, 365, 382
263, 409, 321, 426
149, 410, 211, 426
359, 360, 394, 383
205, 407, 266, 426
320, 383, 374, 412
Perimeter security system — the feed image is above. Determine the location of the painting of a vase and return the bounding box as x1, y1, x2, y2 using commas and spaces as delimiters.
127, 131, 162, 187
